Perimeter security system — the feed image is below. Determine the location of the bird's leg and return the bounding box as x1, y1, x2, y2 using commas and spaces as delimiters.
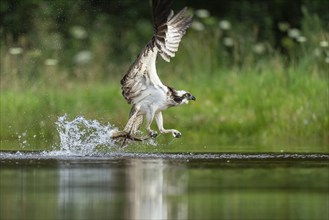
111, 130, 128, 139
145, 111, 158, 138
112, 107, 149, 146
155, 112, 181, 138
112, 130, 149, 148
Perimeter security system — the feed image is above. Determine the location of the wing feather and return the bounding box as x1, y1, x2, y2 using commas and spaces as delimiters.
121, 46, 162, 104
121, 0, 192, 104
155, 6, 192, 62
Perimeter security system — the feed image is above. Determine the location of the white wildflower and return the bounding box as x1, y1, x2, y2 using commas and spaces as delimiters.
223, 37, 234, 47
45, 59, 58, 66
288, 28, 300, 39
191, 21, 205, 31
296, 36, 307, 43
9, 47, 23, 55
74, 50, 93, 64
195, 9, 210, 18
219, 20, 231, 30
313, 48, 321, 57
70, 26, 88, 39
320, 41, 328, 48
253, 43, 265, 54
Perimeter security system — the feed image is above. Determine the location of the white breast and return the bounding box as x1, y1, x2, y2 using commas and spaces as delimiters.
136, 85, 169, 113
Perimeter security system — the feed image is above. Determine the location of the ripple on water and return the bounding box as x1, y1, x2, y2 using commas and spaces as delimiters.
1, 115, 328, 162
0, 151, 328, 162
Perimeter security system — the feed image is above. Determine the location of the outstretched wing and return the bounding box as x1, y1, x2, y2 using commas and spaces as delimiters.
121, 46, 161, 105
121, 0, 192, 104
153, 0, 193, 62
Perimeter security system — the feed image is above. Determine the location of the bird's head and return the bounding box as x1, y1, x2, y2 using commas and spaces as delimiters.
175, 90, 196, 104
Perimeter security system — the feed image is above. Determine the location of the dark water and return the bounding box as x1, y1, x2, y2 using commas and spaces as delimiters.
0, 152, 328, 220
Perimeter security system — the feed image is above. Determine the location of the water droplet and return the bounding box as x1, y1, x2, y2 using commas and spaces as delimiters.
55, 114, 120, 156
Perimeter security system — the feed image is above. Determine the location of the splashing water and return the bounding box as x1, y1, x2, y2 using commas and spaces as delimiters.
55, 114, 119, 155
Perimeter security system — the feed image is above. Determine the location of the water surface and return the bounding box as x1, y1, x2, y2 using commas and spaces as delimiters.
1, 152, 328, 220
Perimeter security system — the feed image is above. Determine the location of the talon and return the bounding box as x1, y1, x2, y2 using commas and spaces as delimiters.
149, 131, 158, 138
173, 131, 181, 138
112, 130, 128, 139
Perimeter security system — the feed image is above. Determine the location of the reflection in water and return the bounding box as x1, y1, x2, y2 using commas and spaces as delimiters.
125, 159, 187, 219
57, 166, 119, 219
0, 153, 328, 220
54, 160, 188, 220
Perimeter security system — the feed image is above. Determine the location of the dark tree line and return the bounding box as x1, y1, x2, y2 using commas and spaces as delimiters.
1, 0, 328, 55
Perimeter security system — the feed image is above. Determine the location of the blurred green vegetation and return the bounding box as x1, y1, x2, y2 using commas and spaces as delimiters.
0, 0, 328, 151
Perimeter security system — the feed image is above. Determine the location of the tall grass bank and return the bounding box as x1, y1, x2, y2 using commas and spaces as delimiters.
1, 2, 328, 152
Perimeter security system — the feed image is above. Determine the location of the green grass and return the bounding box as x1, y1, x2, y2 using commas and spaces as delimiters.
1, 8, 328, 152
1, 65, 328, 152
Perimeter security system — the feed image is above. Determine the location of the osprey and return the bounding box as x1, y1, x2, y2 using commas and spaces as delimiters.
112, 0, 195, 143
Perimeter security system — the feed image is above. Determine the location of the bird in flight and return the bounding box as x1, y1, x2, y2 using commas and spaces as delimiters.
112, 0, 195, 143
